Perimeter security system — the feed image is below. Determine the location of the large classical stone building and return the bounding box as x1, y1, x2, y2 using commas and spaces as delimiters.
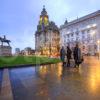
60, 10, 100, 55
35, 6, 60, 57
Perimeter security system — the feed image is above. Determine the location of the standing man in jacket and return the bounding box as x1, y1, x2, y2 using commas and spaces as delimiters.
73, 44, 82, 68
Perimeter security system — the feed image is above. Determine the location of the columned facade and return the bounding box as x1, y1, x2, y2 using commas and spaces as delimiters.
60, 10, 100, 55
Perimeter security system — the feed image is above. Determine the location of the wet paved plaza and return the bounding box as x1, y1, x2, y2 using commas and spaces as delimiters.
0, 56, 100, 100
0, 70, 3, 91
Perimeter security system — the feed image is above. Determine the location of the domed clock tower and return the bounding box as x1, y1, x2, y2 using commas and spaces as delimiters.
39, 5, 49, 26
35, 6, 60, 57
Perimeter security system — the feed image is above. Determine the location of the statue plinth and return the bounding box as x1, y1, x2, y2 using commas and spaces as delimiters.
0, 45, 12, 56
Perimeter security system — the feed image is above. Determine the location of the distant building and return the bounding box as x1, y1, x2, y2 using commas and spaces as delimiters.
60, 10, 100, 55
20, 50, 25, 55
15, 48, 20, 55
24, 47, 35, 55
20, 47, 35, 56
35, 6, 60, 57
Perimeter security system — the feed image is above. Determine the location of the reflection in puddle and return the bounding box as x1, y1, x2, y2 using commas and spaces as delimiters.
35, 63, 83, 83
9, 57, 100, 100
35, 63, 63, 82
88, 67, 100, 93
35, 61, 100, 95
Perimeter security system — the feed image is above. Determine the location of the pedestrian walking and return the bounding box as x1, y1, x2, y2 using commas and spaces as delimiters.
73, 44, 83, 68
66, 46, 72, 67
60, 46, 66, 66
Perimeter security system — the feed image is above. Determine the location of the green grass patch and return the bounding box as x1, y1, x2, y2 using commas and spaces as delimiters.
0, 56, 61, 68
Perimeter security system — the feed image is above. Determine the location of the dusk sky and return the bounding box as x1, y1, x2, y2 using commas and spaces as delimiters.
0, 0, 100, 53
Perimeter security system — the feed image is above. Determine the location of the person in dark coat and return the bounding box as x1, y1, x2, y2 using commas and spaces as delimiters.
60, 46, 66, 66
73, 44, 82, 68
66, 46, 72, 67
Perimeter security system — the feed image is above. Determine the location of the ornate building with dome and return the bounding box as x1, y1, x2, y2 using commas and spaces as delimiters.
35, 6, 60, 57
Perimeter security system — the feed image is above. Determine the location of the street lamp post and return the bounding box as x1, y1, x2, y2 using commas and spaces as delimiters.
97, 40, 100, 60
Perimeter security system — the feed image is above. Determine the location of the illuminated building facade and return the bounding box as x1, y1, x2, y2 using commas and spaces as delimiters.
60, 10, 100, 55
35, 6, 60, 57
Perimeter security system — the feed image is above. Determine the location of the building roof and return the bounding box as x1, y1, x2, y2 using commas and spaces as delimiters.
41, 5, 47, 16
60, 10, 100, 29
35, 6, 59, 35
48, 21, 59, 31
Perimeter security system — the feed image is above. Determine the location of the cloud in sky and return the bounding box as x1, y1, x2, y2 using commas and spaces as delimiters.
0, 0, 100, 53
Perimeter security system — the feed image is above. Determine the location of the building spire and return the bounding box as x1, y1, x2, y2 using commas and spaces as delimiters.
64, 18, 68, 24
43, 5, 45, 9
41, 5, 47, 15
38, 5, 49, 28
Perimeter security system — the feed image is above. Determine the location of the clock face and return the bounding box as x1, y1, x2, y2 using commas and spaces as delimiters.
40, 17, 42, 21
44, 17, 48, 25
44, 17, 48, 21
39, 16, 49, 25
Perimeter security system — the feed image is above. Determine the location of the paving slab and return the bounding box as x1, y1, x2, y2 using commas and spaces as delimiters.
0, 69, 13, 100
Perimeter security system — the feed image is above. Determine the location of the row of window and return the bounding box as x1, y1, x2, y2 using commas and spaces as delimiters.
65, 36, 96, 43
65, 29, 91, 38
65, 17, 96, 30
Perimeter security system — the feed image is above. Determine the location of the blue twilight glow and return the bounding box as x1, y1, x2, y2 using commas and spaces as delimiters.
0, 0, 100, 53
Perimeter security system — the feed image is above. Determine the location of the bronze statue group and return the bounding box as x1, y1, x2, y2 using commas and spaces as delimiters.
60, 44, 84, 68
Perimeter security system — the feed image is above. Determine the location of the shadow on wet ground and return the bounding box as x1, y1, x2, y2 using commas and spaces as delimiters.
2, 57, 100, 100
